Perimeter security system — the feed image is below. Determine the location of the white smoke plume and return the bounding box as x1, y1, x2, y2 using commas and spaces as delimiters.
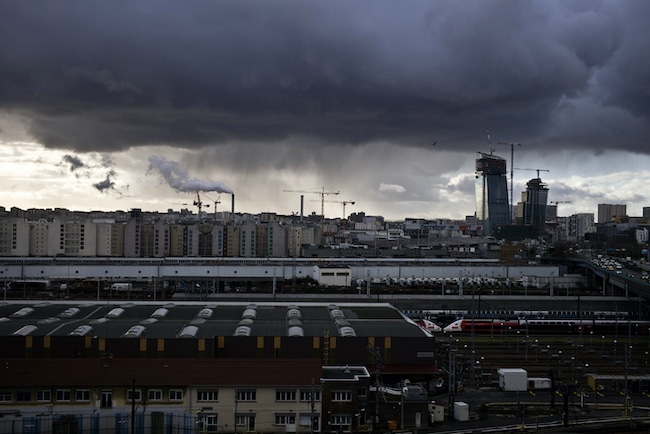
147, 156, 233, 194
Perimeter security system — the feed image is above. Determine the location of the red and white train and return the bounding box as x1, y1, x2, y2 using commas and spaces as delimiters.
417, 318, 443, 333
443, 318, 650, 335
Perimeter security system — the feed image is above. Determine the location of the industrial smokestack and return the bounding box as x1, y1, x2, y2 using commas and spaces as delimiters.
300, 195, 304, 222
231, 194, 235, 222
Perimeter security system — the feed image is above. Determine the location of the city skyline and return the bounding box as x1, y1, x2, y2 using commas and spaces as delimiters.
1, 1, 650, 220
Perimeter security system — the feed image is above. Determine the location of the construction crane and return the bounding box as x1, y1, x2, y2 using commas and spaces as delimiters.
551, 201, 572, 242
497, 141, 522, 220
193, 191, 205, 217
313, 200, 356, 219
283, 187, 340, 219
551, 200, 572, 221
551, 200, 572, 209
202, 192, 221, 222
515, 168, 549, 179
341, 200, 355, 219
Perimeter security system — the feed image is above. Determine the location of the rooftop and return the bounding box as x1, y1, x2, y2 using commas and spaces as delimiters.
0, 301, 430, 339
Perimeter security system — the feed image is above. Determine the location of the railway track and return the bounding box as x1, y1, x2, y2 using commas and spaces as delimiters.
437, 334, 650, 388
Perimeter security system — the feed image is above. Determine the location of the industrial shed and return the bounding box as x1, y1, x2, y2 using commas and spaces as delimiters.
312, 265, 352, 287
0, 300, 438, 392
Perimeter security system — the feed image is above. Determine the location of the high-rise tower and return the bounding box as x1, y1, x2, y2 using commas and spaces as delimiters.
475, 152, 511, 235
520, 177, 549, 230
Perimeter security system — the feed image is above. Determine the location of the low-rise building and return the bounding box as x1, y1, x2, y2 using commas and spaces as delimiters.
313, 265, 352, 287
0, 358, 324, 434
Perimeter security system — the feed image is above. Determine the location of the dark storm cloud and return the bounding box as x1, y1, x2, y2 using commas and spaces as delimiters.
62, 155, 86, 172
93, 170, 116, 192
1, 1, 649, 155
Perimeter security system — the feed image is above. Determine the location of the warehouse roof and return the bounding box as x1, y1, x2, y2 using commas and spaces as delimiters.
0, 301, 430, 339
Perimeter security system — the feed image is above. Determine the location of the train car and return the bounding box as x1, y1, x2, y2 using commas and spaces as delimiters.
418, 318, 442, 333
520, 319, 588, 335
443, 319, 519, 333
592, 319, 650, 336
444, 317, 650, 336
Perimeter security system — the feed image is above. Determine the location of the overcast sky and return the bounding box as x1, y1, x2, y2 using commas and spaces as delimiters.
1, 0, 649, 221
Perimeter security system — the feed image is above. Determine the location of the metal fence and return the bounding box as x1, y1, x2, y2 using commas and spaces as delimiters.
0, 412, 210, 434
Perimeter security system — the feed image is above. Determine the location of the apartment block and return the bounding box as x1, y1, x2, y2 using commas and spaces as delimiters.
0, 218, 29, 256
567, 213, 596, 242
597, 204, 627, 224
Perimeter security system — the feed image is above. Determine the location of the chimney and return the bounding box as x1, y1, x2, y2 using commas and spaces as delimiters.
300, 195, 304, 222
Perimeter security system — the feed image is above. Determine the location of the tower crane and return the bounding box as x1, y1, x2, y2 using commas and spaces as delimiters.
192, 191, 220, 221
551, 201, 572, 242
550, 200, 572, 221
202, 192, 221, 222
551, 200, 572, 209
515, 168, 549, 179
313, 200, 356, 219
341, 200, 355, 219
283, 187, 340, 219
497, 141, 522, 220
193, 191, 205, 217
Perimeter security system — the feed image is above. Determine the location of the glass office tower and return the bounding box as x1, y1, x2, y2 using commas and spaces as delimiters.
475, 152, 511, 235
522, 177, 549, 230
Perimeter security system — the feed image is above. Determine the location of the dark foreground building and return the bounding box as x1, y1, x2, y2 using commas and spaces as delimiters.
0, 301, 438, 434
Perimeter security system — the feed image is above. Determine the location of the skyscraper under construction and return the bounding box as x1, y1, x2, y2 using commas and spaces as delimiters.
520, 177, 549, 230
475, 152, 511, 235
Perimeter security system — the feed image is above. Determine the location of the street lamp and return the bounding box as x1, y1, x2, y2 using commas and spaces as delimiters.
400, 379, 409, 431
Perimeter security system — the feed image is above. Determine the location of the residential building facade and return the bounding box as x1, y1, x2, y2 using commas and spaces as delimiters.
598, 204, 627, 224
0, 358, 325, 434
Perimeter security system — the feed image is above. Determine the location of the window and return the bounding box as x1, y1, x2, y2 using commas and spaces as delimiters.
76, 389, 90, 402
300, 390, 320, 402
37, 390, 51, 402
197, 390, 218, 402
101, 390, 112, 408
148, 389, 163, 401
358, 387, 367, 398
199, 414, 218, 432
275, 414, 296, 426
56, 389, 71, 402
16, 391, 32, 402
237, 389, 256, 401
0, 391, 11, 402
299, 414, 320, 431
236, 414, 256, 431
331, 390, 352, 402
169, 389, 183, 401
330, 415, 351, 432
275, 390, 296, 401
127, 389, 142, 402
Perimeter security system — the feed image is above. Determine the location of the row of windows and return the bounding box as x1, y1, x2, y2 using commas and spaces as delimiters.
197, 413, 322, 431
197, 389, 323, 402
0, 389, 90, 403
0, 388, 184, 404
